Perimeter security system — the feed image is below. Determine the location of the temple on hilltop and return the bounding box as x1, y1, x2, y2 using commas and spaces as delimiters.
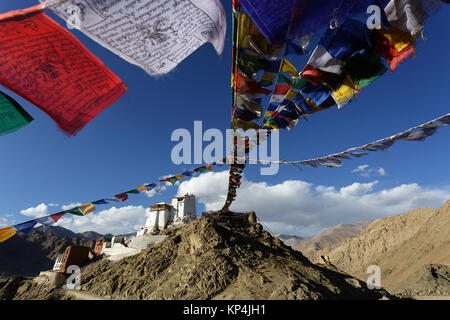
136, 193, 197, 236
50, 194, 199, 264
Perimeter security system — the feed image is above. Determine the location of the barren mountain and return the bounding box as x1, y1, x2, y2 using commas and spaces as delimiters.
280, 222, 369, 256
310, 200, 450, 295
278, 234, 311, 250
0, 226, 96, 277
49, 212, 393, 300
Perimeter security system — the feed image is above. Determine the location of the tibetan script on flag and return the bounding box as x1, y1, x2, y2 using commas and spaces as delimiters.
45, 0, 227, 75
0, 5, 127, 135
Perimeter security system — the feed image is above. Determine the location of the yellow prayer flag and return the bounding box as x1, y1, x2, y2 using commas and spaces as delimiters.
175, 174, 185, 179
280, 59, 298, 78
380, 27, 415, 52
205, 164, 213, 170
136, 185, 147, 191
0, 227, 16, 243
285, 89, 298, 101
330, 75, 358, 108
79, 203, 96, 216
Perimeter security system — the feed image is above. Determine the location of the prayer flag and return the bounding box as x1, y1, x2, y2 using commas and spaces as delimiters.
45, 0, 227, 75
280, 59, 298, 78
0, 226, 16, 243
67, 207, 84, 216
0, 6, 127, 135
14, 220, 37, 234
79, 203, 96, 216
0, 91, 33, 136
114, 193, 128, 202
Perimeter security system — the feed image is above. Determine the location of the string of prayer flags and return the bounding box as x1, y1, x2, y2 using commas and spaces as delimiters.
0, 160, 225, 243
0, 91, 33, 136
43, 0, 227, 76
243, 113, 450, 169
0, 5, 127, 136
238, 0, 391, 44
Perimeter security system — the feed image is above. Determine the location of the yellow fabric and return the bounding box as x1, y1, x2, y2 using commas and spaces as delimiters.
79, 203, 96, 216
237, 12, 250, 48
205, 164, 213, 170
380, 27, 415, 52
261, 71, 275, 82
265, 120, 280, 130
136, 185, 147, 191
175, 174, 185, 179
330, 75, 357, 108
232, 118, 259, 130
0, 227, 16, 243
280, 59, 298, 78
264, 111, 274, 118
285, 89, 298, 101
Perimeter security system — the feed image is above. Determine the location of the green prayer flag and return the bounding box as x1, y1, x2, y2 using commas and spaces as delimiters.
198, 167, 207, 173
277, 73, 293, 85
292, 77, 308, 90
0, 91, 33, 136
126, 189, 140, 194
67, 207, 83, 216
345, 49, 387, 89
169, 177, 178, 185
237, 51, 266, 78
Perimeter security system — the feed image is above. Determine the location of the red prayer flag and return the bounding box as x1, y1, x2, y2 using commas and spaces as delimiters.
50, 211, 66, 223
235, 72, 271, 95
273, 83, 291, 95
0, 6, 127, 135
300, 65, 329, 86
372, 30, 415, 72
114, 193, 128, 202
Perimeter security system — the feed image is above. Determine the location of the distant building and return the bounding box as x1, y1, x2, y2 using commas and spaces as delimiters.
137, 193, 197, 236
53, 245, 91, 273
91, 194, 197, 261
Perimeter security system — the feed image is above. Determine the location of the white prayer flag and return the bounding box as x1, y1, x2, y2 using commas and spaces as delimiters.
43, 0, 226, 75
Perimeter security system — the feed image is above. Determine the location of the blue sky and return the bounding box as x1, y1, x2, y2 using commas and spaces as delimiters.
0, 1, 449, 236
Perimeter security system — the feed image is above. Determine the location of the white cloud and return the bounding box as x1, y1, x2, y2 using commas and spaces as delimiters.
352, 165, 369, 173
0, 217, 9, 227
377, 168, 386, 176
61, 203, 82, 210
176, 170, 450, 237
352, 164, 386, 177
56, 206, 149, 235
20, 203, 50, 218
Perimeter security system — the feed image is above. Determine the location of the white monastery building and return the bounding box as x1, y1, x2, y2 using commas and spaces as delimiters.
95, 194, 197, 261
137, 193, 197, 236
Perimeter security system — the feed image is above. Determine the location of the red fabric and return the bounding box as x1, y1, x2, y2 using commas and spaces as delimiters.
372, 31, 415, 72
0, 7, 127, 135
300, 64, 329, 86
50, 211, 67, 223
114, 193, 128, 202
235, 72, 271, 95
273, 83, 291, 95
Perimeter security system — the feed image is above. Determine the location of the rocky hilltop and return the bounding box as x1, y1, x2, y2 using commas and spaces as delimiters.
70, 212, 391, 300
310, 200, 450, 295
